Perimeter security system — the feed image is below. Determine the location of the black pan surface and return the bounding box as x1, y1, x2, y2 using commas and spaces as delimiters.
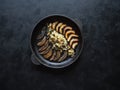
30, 15, 83, 68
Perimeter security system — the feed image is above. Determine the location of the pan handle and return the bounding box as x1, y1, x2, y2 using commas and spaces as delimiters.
31, 54, 41, 65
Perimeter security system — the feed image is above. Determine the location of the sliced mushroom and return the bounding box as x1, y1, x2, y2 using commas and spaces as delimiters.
40, 45, 51, 54
38, 40, 49, 52
72, 42, 78, 49
56, 23, 63, 32
63, 26, 72, 34
65, 30, 75, 39
69, 38, 78, 47
43, 49, 53, 59
37, 36, 47, 46
54, 50, 61, 61
67, 34, 78, 42
52, 22, 58, 30
59, 24, 66, 34
50, 50, 56, 61
58, 51, 67, 62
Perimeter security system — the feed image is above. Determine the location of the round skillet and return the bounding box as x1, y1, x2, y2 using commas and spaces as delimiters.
30, 15, 83, 68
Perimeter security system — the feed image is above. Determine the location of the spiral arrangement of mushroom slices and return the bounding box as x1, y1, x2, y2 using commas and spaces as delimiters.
37, 21, 79, 62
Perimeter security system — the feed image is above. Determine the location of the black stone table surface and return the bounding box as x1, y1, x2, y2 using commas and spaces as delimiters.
0, 0, 120, 90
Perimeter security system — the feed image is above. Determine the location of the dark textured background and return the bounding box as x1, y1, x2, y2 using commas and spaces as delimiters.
0, 0, 120, 90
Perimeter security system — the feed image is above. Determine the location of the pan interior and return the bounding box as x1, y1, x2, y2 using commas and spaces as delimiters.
31, 15, 83, 68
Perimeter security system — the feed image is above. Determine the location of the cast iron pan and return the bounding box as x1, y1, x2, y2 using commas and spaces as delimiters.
30, 15, 83, 68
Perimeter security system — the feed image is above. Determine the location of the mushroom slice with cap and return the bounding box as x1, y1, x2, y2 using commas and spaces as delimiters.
56, 23, 63, 32
59, 24, 66, 34
69, 38, 78, 47
65, 30, 75, 39
63, 26, 72, 35
72, 42, 78, 49
51, 22, 58, 30
67, 34, 78, 42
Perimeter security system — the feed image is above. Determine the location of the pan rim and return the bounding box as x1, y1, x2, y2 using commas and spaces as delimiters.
30, 14, 84, 68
